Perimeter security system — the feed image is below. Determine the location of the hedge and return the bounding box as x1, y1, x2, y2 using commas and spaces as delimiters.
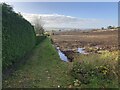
2, 3, 36, 69
36, 36, 46, 45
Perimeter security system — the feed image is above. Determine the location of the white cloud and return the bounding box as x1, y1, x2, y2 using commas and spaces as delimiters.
22, 13, 117, 29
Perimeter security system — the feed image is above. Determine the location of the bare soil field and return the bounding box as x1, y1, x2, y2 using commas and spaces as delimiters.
51, 30, 118, 51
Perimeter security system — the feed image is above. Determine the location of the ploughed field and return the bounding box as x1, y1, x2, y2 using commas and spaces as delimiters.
51, 30, 118, 52
51, 29, 119, 88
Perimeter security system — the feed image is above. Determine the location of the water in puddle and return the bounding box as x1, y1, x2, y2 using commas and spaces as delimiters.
77, 48, 85, 53
57, 47, 68, 62
56, 46, 88, 62
77, 48, 89, 54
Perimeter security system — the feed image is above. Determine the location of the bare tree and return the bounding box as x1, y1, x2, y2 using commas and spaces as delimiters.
32, 16, 44, 36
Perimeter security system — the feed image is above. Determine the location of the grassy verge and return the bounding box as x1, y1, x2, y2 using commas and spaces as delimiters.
3, 38, 73, 88
70, 50, 119, 88
3, 37, 119, 88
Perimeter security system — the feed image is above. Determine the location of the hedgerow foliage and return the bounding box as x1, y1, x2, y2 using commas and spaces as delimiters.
2, 3, 36, 69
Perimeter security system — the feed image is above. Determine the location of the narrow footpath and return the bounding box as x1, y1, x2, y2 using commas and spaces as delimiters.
3, 38, 73, 88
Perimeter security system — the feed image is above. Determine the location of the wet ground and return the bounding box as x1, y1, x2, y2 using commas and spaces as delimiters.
55, 45, 89, 62
52, 29, 118, 62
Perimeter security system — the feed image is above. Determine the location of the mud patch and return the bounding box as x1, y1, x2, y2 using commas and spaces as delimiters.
62, 50, 76, 62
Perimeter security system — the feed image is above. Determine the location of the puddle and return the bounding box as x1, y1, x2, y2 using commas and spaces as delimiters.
55, 46, 88, 62
56, 47, 68, 62
77, 48, 89, 54
77, 48, 85, 54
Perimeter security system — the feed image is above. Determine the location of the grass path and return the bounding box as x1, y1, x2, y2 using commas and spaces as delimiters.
3, 38, 73, 88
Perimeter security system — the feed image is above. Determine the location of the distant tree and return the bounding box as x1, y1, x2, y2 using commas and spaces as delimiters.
59, 29, 61, 32
52, 30, 55, 35
32, 16, 44, 35
107, 26, 112, 29
101, 27, 104, 30
107, 26, 115, 29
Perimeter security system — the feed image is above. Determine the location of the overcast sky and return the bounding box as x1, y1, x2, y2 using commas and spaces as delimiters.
8, 2, 118, 29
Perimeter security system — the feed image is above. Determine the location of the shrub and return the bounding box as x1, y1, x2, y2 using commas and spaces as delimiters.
2, 3, 36, 69
70, 51, 119, 88
71, 61, 91, 84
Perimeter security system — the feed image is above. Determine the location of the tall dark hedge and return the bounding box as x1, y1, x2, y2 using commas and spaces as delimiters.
2, 3, 36, 69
